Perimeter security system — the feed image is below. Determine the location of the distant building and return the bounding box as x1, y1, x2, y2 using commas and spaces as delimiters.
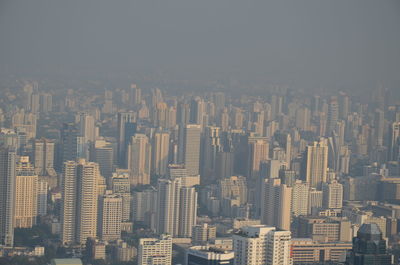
51, 259, 82, 265
186, 246, 234, 265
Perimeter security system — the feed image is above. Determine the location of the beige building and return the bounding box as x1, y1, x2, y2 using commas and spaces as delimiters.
138, 235, 172, 265
151, 131, 170, 176
15, 156, 38, 228
322, 180, 343, 209
98, 192, 122, 241
233, 225, 292, 265
304, 139, 328, 188
127, 134, 151, 185
291, 238, 351, 264
61, 159, 100, 245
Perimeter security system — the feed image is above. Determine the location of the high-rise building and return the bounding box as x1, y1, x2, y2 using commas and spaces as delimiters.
138, 235, 172, 265
117, 112, 136, 167
151, 131, 170, 176
34, 138, 55, 176
247, 135, 269, 179
37, 180, 48, 216
98, 192, 122, 241
346, 223, 393, 264
0, 146, 16, 246
111, 172, 131, 222
201, 126, 221, 181
260, 178, 292, 230
388, 122, 400, 161
61, 161, 78, 245
322, 180, 343, 209
76, 112, 96, 144
61, 159, 100, 245
127, 134, 151, 185
291, 180, 309, 217
178, 187, 197, 238
156, 178, 197, 237
186, 246, 234, 265
180, 124, 201, 176
14, 156, 38, 228
76, 159, 99, 244
92, 139, 114, 183
308, 188, 323, 214
132, 187, 157, 224
303, 139, 329, 188
327, 96, 339, 135
156, 178, 182, 236
190, 97, 205, 125
232, 225, 292, 265
60, 123, 79, 166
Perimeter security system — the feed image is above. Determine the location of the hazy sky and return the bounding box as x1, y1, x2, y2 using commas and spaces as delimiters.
0, 0, 399, 90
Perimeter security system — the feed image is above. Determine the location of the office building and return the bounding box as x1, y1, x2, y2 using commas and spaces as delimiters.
291, 238, 351, 264
297, 216, 352, 242
346, 223, 393, 265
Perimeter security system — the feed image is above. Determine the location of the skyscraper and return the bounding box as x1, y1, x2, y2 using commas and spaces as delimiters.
180, 124, 201, 176
247, 135, 269, 179
61, 159, 100, 245
34, 138, 55, 176
178, 187, 197, 237
202, 126, 221, 182
156, 178, 198, 237
260, 178, 292, 231
233, 225, 292, 265
15, 156, 38, 228
76, 159, 99, 244
303, 139, 329, 188
0, 146, 16, 246
388, 122, 400, 161
60, 123, 79, 166
117, 112, 136, 167
127, 134, 151, 185
151, 131, 170, 176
